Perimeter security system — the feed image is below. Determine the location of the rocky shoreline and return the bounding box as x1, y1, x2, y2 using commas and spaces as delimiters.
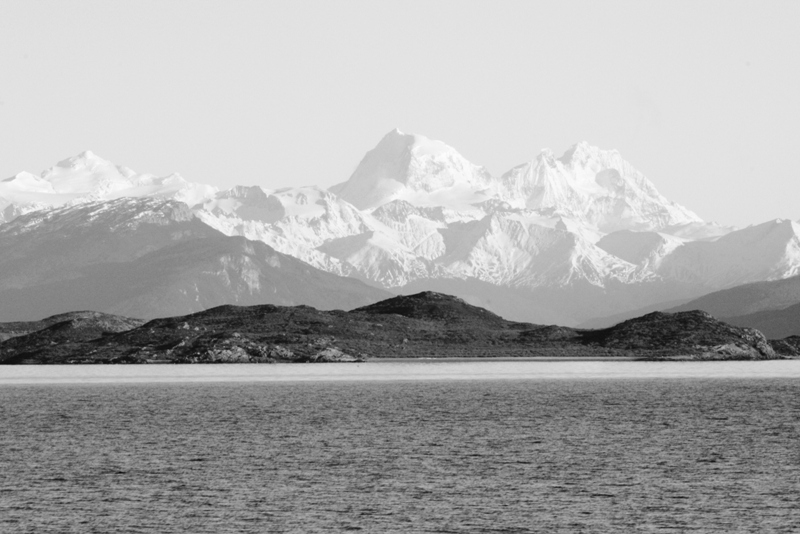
1, 292, 797, 364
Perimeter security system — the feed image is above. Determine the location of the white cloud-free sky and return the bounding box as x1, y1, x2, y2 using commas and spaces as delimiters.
1, 0, 798, 227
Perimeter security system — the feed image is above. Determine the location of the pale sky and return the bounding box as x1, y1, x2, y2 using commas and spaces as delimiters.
1, 0, 798, 227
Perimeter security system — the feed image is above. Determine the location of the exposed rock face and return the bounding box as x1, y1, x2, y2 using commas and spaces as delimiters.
587, 310, 775, 359
0, 311, 144, 342
581, 310, 776, 360
0, 312, 146, 362
0, 292, 787, 364
770, 336, 800, 357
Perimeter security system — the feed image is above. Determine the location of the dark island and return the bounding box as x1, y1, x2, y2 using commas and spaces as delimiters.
1, 292, 797, 364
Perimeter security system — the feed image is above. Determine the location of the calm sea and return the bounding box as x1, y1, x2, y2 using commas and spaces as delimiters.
1, 361, 799, 533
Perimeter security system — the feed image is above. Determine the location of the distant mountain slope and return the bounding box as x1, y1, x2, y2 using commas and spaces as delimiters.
666, 275, 800, 317
0, 198, 389, 321
4, 131, 800, 328
655, 219, 800, 291
577, 297, 693, 329
191, 131, 755, 324
0, 150, 214, 223
723, 303, 800, 339
395, 277, 576, 326
572, 250, 800, 329
0, 198, 215, 293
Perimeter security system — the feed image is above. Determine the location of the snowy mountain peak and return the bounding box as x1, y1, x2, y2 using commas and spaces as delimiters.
538, 148, 556, 161
327, 131, 701, 233
43, 150, 130, 193
0, 152, 218, 223
497, 142, 703, 232
377, 128, 453, 158
53, 149, 111, 171
216, 184, 272, 201
329, 129, 493, 210
6, 131, 800, 329
557, 141, 619, 166
1, 172, 54, 193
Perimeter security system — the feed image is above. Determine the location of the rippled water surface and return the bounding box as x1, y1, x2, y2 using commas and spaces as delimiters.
2, 364, 800, 532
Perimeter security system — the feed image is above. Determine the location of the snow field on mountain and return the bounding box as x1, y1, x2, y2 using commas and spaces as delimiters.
4, 129, 800, 324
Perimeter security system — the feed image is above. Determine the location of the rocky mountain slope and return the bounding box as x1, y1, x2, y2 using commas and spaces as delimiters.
723, 304, 800, 339
0, 198, 389, 321
0, 292, 786, 364
667, 274, 800, 318
656, 274, 800, 338
2, 130, 798, 326
582, 273, 800, 333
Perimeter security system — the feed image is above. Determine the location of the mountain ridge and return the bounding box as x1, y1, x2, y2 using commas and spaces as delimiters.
666, 274, 800, 318
723, 303, 800, 339
0, 198, 390, 321
2, 130, 798, 326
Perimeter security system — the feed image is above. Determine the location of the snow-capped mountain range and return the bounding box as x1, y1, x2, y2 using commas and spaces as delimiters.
3, 129, 798, 325
0, 197, 389, 321
0, 150, 215, 223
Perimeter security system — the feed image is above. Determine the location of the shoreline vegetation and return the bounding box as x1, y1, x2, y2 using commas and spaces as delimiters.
1, 292, 799, 365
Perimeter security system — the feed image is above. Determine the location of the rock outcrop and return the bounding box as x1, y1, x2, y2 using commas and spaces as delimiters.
0, 292, 789, 364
